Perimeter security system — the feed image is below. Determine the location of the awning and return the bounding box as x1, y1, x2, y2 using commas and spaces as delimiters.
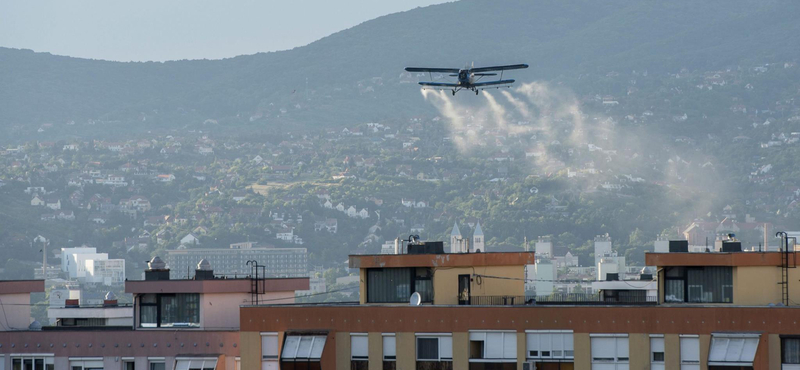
281, 335, 327, 361
708, 333, 760, 366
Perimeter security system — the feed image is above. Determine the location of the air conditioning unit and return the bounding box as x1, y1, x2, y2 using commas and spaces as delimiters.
522, 361, 538, 370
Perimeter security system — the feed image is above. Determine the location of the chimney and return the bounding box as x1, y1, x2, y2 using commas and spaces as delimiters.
144, 256, 170, 281
103, 291, 118, 307
194, 259, 214, 280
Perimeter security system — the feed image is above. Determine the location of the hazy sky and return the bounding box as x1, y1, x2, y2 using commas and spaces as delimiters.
0, 0, 450, 62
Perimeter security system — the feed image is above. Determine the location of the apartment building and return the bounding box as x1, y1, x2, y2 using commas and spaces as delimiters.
237, 243, 800, 370
165, 244, 308, 279
61, 247, 126, 285
0, 258, 309, 370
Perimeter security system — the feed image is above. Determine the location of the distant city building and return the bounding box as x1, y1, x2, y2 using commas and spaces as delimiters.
60, 246, 125, 286
165, 243, 308, 279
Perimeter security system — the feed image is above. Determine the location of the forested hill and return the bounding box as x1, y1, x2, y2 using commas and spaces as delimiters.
2, 0, 800, 128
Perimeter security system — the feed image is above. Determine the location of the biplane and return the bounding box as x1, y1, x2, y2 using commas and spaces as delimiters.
405, 63, 528, 95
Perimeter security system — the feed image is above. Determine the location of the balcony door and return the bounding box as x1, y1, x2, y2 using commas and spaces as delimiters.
459, 274, 471, 305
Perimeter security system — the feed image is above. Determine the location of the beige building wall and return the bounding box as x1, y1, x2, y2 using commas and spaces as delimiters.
0, 293, 32, 330
201, 292, 292, 330
368, 332, 383, 370
664, 334, 680, 370
574, 333, 590, 370
336, 331, 351, 370
433, 266, 524, 305
453, 332, 469, 370
516, 332, 526, 370
359, 269, 368, 304
396, 332, 415, 370
699, 334, 710, 370
239, 331, 261, 370
769, 334, 781, 370
629, 333, 649, 370
732, 266, 800, 305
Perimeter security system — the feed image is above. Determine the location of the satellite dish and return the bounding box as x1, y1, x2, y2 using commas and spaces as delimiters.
410, 292, 422, 306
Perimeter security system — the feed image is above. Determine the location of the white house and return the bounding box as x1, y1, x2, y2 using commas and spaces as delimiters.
31, 194, 45, 207
276, 228, 294, 241
358, 208, 370, 219
180, 233, 200, 246
346, 206, 358, 218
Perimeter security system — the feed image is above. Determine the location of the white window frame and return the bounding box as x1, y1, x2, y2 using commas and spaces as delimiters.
526, 330, 574, 361
9, 354, 55, 370
351, 333, 369, 361
415, 333, 453, 362
650, 334, 665, 370
469, 330, 517, 362
382, 333, 397, 362
121, 358, 135, 370
590, 334, 629, 368
281, 335, 327, 361
69, 357, 104, 370
680, 335, 700, 370
261, 332, 280, 361
148, 358, 166, 370
174, 357, 218, 370
782, 337, 800, 369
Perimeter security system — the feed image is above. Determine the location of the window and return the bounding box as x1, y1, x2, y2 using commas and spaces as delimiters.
148, 359, 165, 370
281, 335, 327, 361
527, 330, 574, 360
416, 334, 453, 361
469, 331, 517, 361
11, 355, 54, 370
70, 358, 104, 370
351, 333, 369, 360
174, 358, 217, 370
139, 293, 200, 328
262, 333, 279, 370
650, 336, 665, 370
709, 334, 759, 367
590, 334, 629, 370
783, 337, 800, 369
122, 359, 135, 370
383, 334, 397, 361
680, 335, 700, 370
367, 268, 433, 303
664, 267, 733, 303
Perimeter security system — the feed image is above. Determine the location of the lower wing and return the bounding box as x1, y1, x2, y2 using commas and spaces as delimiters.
418, 82, 460, 87
472, 79, 515, 88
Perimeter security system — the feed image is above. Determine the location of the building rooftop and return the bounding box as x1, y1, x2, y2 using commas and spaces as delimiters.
125, 277, 309, 294
349, 251, 536, 269
0, 279, 45, 294
646, 251, 796, 267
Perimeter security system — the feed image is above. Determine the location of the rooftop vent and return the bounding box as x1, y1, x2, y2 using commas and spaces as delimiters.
145, 256, 170, 281
28, 320, 42, 331
195, 259, 215, 280
669, 240, 689, 253
605, 273, 619, 281
103, 291, 118, 307
407, 241, 445, 255
721, 241, 743, 252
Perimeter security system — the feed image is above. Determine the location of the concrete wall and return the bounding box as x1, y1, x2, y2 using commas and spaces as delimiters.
664, 334, 679, 370
433, 265, 525, 305
574, 333, 590, 370
0, 293, 31, 330
201, 292, 293, 330
630, 333, 649, 370
368, 333, 383, 370
336, 331, 350, 370
452, 332, 468, 370
733, 266, 800, 305
239, 331, 260, 370
396, 332, 415, 370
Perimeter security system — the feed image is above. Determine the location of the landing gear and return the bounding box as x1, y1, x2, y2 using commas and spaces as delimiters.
452, 90, 456, 96
475, 90, 479, 95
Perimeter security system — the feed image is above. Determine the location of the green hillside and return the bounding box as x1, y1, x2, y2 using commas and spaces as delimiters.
1, 0, 799, 128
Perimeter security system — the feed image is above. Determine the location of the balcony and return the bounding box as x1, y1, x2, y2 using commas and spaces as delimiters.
466, 293, 658, 306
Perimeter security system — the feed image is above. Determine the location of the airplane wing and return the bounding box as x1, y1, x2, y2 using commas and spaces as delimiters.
472, 79, 515, 87
470, 64, 529, 73
405, 67, 460, 73
418, 82, 460, 87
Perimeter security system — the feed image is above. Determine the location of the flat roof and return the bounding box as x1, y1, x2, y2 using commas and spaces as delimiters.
349, 252, 536, 269
125, 277, 309, 294
645, 251, 795, 267
0, 280, 45, 294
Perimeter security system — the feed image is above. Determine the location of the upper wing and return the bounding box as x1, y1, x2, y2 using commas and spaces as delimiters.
405, 67, 460, 73
470, 64, 529, 73
472, 79, 515, 88
419, 82, 460, 87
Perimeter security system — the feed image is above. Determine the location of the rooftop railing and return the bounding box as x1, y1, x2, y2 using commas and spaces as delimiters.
467, 293, 658, 306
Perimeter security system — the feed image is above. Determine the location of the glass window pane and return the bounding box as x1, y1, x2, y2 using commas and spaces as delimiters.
417, 338, 439, 360
282, 336, 301, 358
150, 363, 165, 370
367, 268, 411, 303
784, 338, 800, 364
310, 336, 326, 359
262, 334, 279, 359
297, 336, 314, 358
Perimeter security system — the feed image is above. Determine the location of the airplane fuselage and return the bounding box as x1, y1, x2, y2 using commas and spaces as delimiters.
457, 70, 475, 86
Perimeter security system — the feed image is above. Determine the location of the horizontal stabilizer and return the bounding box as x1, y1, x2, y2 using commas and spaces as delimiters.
472, 79, 515, 87
419, 82, 460, 87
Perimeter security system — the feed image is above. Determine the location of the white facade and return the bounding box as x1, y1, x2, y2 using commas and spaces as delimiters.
594, 234, 613, 267
533, 259, 556, 296
84, 259, 126, 285
535, 237, 553, 257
